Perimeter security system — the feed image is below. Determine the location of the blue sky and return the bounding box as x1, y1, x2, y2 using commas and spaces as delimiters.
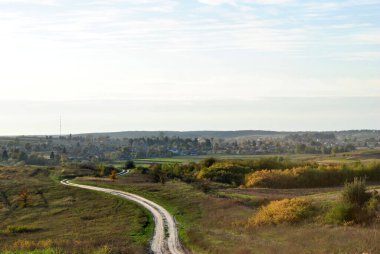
0, 0, 379, 134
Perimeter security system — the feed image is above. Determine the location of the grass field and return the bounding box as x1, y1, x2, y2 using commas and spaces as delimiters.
0, 166, 153, 254
76, 170, 380, 254
129, 149, 380, 166
2, 150, 380, 253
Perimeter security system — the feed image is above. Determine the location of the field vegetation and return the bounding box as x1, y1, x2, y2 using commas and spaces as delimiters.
248, 198, 314, 226
2, 151, 380, 253
140, 156, 380, 189
76, 165, 380, 254
325, 178, 379, 225
0, 166, 152, 254
245, 162, 380, 188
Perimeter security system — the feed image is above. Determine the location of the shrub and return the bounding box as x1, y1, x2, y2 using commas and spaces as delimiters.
197, 162, 251, 185
325, 203, 355, 224
158, 157, 305, 185
110, 170, 117, 181
11, 240, 35, 250
201, 157, 217, 168
325, 178, 379, 224
149, 164, 167, 184
7, 226, 41, 233
93, 246, 111, 254
245, 163, 380, 189
78, 161, 96, 170
4, 239, 57, 253
342, 178, 371, 206
194, 180, 212, 193
245, 157, 304, 170
137, 166, 149, 174
125, 160, 135, 169
367, 195, 379, 212
248, 198, 313, 226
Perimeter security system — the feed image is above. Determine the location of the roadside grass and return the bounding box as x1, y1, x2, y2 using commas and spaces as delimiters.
76, 171, 380, 254
75, 174, 255, 253
0, 166, 152, 254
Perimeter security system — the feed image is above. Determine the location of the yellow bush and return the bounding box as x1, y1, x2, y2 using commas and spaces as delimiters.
9, 239, 54, 251
38, 239, 53, 249
248, 198, 313, 226
12, 239, 36, 250
245, 166, 344, 188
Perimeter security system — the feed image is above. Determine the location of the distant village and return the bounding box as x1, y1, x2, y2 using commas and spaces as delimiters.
1, 130, 379, 166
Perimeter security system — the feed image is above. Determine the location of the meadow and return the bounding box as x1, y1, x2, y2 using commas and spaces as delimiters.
0, 166, 152, 254
76, 168, 380, 254
1, 150, 380, 253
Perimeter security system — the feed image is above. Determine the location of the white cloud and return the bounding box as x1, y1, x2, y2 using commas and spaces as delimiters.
0, 0, 58, 5
353, 32, 380, 45
197, 0, 293, 5
198, 0, 235, 5
0, 2, 305, 53
341, 52, 380, 61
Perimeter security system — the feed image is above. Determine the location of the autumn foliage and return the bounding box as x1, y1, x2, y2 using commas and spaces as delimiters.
110, 170, 117, 181
248, 198, 313, 227
245, 162, 380, 188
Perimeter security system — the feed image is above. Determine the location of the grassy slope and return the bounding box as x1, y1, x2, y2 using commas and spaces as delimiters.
0, 166, 153, 254
77, 171, 380, 254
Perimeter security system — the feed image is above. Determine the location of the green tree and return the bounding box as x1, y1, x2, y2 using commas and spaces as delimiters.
202, 157, 217, 168
2, 150, 8, 161
295, 144, 306, 154
97, 163, 105, 177
125, 160, 135, 169
150, 164, 167, 184
18, 151, 28, 161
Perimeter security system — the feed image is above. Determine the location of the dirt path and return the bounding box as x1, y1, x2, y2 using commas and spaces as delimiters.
61, 180, 185, 254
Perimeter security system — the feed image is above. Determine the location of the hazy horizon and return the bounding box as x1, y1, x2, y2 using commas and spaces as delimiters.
1, 97, 379, 135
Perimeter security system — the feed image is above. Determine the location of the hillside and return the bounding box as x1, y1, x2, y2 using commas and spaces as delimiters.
74, 130, 285, 139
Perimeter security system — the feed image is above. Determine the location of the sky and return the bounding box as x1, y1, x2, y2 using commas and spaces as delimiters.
0, 0, 379, 135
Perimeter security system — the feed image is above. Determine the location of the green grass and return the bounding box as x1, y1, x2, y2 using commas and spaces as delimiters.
0, 166, 152, 254
216, 192, 266, 207
3, 155, 380, 254
109, 150, 380, 172
130, 149, 380, 166
75, 179, 202, 250
1, 248, 62, 254
6, 226, 42, 234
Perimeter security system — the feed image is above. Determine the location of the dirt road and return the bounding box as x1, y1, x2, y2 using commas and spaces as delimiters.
61, 179, 185, 254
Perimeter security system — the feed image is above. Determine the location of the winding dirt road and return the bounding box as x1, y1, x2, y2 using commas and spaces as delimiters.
61, 179, 185, 254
